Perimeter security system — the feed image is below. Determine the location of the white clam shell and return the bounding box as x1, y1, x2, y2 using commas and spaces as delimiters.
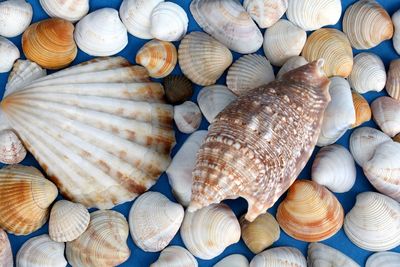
371, 96, 400, 137
150, 2, 188, 42
0, 129, 26, 164
39, 0, 89, 22
393, 10, 400, 55
250, 247, 307, 267
386, 59, 400, 100
276, 56, 308, 79
0, 229, 13, 267
307, 243, 360, 267
74, 8, 128, 56
151, 246, 198, 267
129, 191, 184, 252
243, 0, 288, 29
214, 254, 249, 267
0, 0, 32, 38
348, 53, 386, 94
174, 101, 202, 134
0, 37, 19, 73
180, 203, 241, 260
263, 19, 307, 67
344, 192, 400, 251
166, 130, 208, 207
366, 252, 400, 267
312, 144, 356, 193
317, 77, 355, 147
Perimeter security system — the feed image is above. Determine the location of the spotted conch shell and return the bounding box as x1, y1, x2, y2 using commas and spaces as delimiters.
188, 61, 331, 222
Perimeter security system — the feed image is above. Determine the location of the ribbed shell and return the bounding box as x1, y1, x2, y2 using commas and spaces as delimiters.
163, 75, 193, 104
0, 57, 175, 209
243, 0, 288, 28
393, 10, 400, 55
276, 56, 308, 79
0, 36, 20, 73
395, 133, 400, 142
174, 101, 202, 134
386, 59, 400, 100
366, 252, 400, 267
0, 0, 32, 38
351, 91, 371, 128
151, 246, 198, 267
0, 165, 58, 235
0, 129, 26, 164
39, 0, 89, 22
189, 61, 331, 222
0, 229, 13, 267
250, 247, 307, 267
307, 243, 360, 267
214, 254, 249, 267
371, 96, 400, 137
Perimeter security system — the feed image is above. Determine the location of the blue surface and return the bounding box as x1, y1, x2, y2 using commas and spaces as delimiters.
1, 0, 400, 266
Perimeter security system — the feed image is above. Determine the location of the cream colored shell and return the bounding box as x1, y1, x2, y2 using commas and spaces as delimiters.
250, 247, 307, 267
0, 229, 13, 267
307, 243, 360, 267
151, 246, 198, 267
0, 129, 26, 164
371, 96, 400, 137
0, 0, 32, 38
39, 0, 89, 22
0, 36, 20, 73
173, 101, 202, 134
386, 59, 400, 100
392, 10, 400, 55
243, 0, 288, 28
214, 254, 249, 267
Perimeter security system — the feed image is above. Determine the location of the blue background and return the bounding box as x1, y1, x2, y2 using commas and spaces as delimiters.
1, 0, 400, 266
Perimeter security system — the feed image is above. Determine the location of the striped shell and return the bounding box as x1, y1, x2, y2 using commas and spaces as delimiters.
351, 91, 371, 128
250, 247, 307, 267
0, 129, 26, 164
394, 133, 400, 142
371, 96, 400, 137
307, 243, 360, 267
276, 56, 308, 79
0, 229, 13, 267
386, 59, 400, 100
214, 254, 249, 267
0, 0, 32, 38
393, 10, 400, 55
151, 246, 198, 267
366, 252, 400, 267
0, 36, 20, 73
243, 0, 288, 28
39, 0, 89, 22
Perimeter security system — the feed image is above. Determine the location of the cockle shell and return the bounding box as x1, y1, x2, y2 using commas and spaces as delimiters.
197, 85, 237, 123
240, 212, 280, 254
226, 54, 274, 96
307, 243, 360, 267
214, 254, 249, 267
371, 96, 400, 137
386, 59, 400, 100
276, 56, 308, 79
190, 0, 263, 54
0, 165, 58, 235
39, 0, 89, 22
0, 129, 26, 164
286, 0, 341, 31
0, 0, 32, 38
150, 2, 188, 42
136, 39, 177, 78
0, 36, 19, 73
317, 77, 355, 146
0, 229, 13, 267
243, 0, 288, 29
16, 234, 67, 267
129, 191, 184, 252
351, 91, 371, 128
166, 130, 208, 206
181, 203, 241, 260
66, 210, 130, 266
250, 247, 307, 267
393, 10, 400, 55
276, 180, 344, 242
151, 246, 198, 267
0, 57, 175, 209
49, 200, 90, 242
263, 19, 306, 67
174, 101, 202, 134
344, 192, 400, 251
366, 252, 400, 267
75, 8, 128, 56
178, 32, 232, 86
343, 0, 393, 49
302, 28, 353, 78
189, 61, 331, 222
164, 75, 193, 104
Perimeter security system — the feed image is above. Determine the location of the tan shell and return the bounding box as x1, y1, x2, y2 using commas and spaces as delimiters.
243, 0, 288, 28
163, 75, 193, 104
371, 96, 400, 137
0, 228, 13, 267
188, 61, 331, 222
250, 247, 307, 267
276, 56, 308, 79
0, 36, 20, 73
393, 10, 400, 55
0, 129, 26, 164
351, 91, 371, 128
386, 59, 400, 100
151, 246, 198, 267
394, 133, 400, 142
307, 243, 360, 267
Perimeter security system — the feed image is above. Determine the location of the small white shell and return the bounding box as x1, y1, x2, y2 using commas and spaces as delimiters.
371, 96, 400, 137
366, 252, 400, 267
129, 191, 184, 252
0, 37, 19, 73
0, 129, 26, 164
0, 0, 33, 38
74, 8, 128, 56
214, 254, 249, 267
263, 19, 307, 67
348, 53, 386, 94
174, 101, 202, 134
150, 2, 188, 42
276, 56, 308, 79
197, 85, 237, 123
0, 229, 13, 267
151, 246, 198, 267
250, 247, 307, 267
393, 10, 400, 55
243, 0, 288, 28
312, 144, 356, 193
39, 0, 89, 22
307, 243, 360, 267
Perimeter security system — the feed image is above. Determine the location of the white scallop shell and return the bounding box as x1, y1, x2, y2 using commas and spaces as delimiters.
243, 0, 288, 28
371, 96, 400, 137
0, 129, 26, 164
393, 10, 400, 55
0, 37, 19, 73
307, 243, 360, 267
0, 0, 32, 38
263, 19, 307, 67
0, 229, 13, 267
174, 101, 202, 134
151, 246, 198, 267
250, 247, 307, 267
276, 56, 308, 79
214, 254, 249, 267
366, 252, 400, 267
39, 0, 89, 22
74, 8, 128, 56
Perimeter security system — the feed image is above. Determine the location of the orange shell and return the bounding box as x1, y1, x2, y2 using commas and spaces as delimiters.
351, 91, 371, 128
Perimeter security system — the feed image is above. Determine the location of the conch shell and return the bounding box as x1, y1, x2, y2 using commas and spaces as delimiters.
0, 229, 13, 267
151, 246, 198, 267
307, 243, 360, 267
0, 129, 26, 164
243, 0, 288, 29
386, 59, 400, 100
371, 96, 400, 137
250, 247, 307, 267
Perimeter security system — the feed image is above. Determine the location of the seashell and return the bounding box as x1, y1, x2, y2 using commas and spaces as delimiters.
197, 85, 237, 123
371, 96, 400, 137
302, 28, 353, 78
349, 127, 392, 167
343, 0, 393, 50
214, 254, 249, 267
240, 212, 280, 254
351, 91, 371, 128
180, 203, 241, 260
150, 2, 188, 42
151, 246, 198, 267
119, 0, 164, 39
16, 234, 67, 267
366, 252, 400, 267
0, 165, 58, 235
0, 36, 19, 73
243, 0, 288, 29
74, 8, 128, 56
66, 210, 130, 266
39, 0, 89, 22
286, 0, 341, 31
178, 32, 232, 86
344, 192, 400, 251
317, 77, 355, 146
166, 130, 208, 206
348, 53, 386, 94
0, 0, 32, 38
49, 200, 90, 242
394, 133, 400, 143
0, 129, 26, 164
0, 229, 13, 267
276, 56, 308, 79
386, 59, 400, 100
0, 57, 175, 209
190, 0, 263, 54
263, 19, 306, 67
164, 75, 193, 104
22, 18, 77, 70
129, 191, 184, 252
307, 243, 360, 267
363, 141, 400, 202
174, 101, 202, 134
393, 10, 400, 55
312, 144, 356, 193
250, 247, 307, 267
189, 61, 331, 222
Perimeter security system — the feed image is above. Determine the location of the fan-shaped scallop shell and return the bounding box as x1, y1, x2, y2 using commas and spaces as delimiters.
66, 210, 130, 266
190, 0, 263, 54
0, 36, 20, 73
0, 229, 13, 267
0, 0, 32, 38
351, 91, 371, 128
277, 179, 344, 242
344, 192, 400, 251
366, 252, 400, 267
39, 0, 89, 22
174, 101, 202, 134
151, 246, 198, 267
393, 10, 400, 55
276, 56, 308, 79
214, 254, 249, 267
0, 129, 26, 164
307, 243, 360, 267
243, 0, 288, 29
371, 96, 400, 137
163, 75, 193, 104
386, 59, 400, 100
250, 247, 307, 267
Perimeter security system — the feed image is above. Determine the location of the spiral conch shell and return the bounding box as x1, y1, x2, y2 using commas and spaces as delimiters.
371, 96, 400, 137
0, 229, 13, 267
366, 252, 400, 267
386, 59, 400, 100
393, 10, 400, 55
0, 0, 33, 38
39, 0, 89, 22
250, 247, 307, 267
0, 36, 20, 73
189, 61, 330, 222
243, 0, 288, 29
0, 129, 26, 164
151, 246, 198, 267
351, 91, 371, 128
307, 243, 360, 267
214, 254, 249, 267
